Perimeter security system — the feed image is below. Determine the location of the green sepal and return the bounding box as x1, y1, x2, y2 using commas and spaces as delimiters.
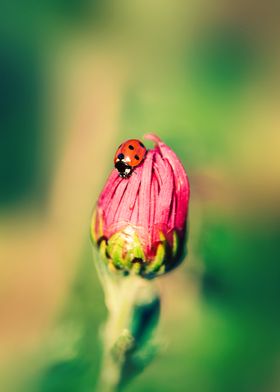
172, 230, 178, 257
107, 232, 126, 269
124, 233, 145, 268
145, 242, 165, 274
99, 239, 108, 264
132, 262, 142, 275
157, 264, 166, 275
106, 229, 146, 272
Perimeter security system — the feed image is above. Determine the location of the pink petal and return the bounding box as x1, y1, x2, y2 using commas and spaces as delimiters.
104, 178, 129, 235
98, 170, 122, 212
149, 171, 159, 250
130, 190, 139, 226
168, 185, 177, 231
113, 164, 142, 226
154, 153, 174, 229
144, 133, 162, 144
156, 140, 190, 232
137, 150, 154, 244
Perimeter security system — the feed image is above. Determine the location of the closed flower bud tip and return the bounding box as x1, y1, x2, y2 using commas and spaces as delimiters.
91, 134, 190, 278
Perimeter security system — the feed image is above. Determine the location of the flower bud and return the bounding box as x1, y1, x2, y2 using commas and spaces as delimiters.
91, 134, 190, 278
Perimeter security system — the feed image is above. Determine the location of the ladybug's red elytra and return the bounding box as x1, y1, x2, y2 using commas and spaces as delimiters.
114, 139, 147, 178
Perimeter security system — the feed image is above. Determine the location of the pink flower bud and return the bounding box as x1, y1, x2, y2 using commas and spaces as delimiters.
91, 134, 190, 277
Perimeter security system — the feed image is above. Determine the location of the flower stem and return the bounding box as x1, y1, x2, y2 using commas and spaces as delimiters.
93, 248, 159, 392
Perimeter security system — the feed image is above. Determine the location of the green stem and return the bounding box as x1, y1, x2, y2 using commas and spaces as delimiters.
93, 248, 158, 392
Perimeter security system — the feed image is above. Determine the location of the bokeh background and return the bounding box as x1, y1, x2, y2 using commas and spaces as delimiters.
1, 1, 280, 391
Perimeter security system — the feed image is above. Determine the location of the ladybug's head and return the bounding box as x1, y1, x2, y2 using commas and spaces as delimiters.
115, 160, 132, 178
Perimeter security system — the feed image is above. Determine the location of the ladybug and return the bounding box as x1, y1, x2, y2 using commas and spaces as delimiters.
114, 139, 147, 178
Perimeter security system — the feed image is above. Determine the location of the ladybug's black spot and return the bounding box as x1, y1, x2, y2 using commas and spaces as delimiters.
134, 154, 140, 160
118, 153, 124, 160
139, 141, 145, 148
128, 145, 134, 150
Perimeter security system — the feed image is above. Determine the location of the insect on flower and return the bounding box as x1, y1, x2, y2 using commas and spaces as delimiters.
114, 139, 147, 178
91, 134, 190, 278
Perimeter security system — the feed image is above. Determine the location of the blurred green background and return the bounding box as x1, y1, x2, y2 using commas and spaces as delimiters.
1, 1, 280, 391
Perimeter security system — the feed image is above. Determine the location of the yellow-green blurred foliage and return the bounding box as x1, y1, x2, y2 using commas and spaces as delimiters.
1, 1, 280, 391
